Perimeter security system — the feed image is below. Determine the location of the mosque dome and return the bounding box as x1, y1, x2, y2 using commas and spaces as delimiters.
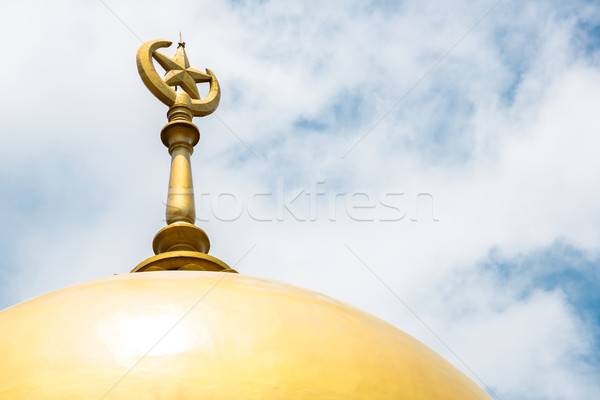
0, 38, 493, 399
0, 271, 491, 399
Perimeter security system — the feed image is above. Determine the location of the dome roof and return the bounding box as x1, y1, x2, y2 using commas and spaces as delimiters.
0, 271, 491, 399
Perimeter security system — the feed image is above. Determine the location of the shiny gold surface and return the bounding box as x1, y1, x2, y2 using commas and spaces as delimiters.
135, 39, 230, 272
0, 272, 491, 399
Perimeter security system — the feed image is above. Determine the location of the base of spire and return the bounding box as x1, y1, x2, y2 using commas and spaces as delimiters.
152, 222, 210, 254
131, 250, 236, 273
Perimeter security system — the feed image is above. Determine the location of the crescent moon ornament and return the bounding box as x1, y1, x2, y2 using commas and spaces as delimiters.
136, 39, 221, 117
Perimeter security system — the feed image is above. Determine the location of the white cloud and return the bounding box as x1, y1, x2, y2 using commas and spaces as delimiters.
0, 0, 599, 399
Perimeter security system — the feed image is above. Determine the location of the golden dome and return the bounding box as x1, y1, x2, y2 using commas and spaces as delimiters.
0, 271, 491, 399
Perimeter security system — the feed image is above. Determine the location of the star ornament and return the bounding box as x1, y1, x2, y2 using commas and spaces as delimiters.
152, 43, 212, 100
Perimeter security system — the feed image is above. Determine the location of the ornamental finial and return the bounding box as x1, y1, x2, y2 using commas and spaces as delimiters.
136, 39, 221, 116
132, 38, 234, 274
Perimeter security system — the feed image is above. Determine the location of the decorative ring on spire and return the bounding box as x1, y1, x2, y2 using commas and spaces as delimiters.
136, 39, 221, 116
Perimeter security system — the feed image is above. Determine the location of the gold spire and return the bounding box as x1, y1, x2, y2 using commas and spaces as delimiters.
132, 39, 234, 273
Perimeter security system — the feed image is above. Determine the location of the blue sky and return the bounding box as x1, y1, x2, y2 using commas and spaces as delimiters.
1, 0, 600, 398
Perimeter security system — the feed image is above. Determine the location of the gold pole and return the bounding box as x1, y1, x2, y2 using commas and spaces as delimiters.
163, 92, 198, 225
